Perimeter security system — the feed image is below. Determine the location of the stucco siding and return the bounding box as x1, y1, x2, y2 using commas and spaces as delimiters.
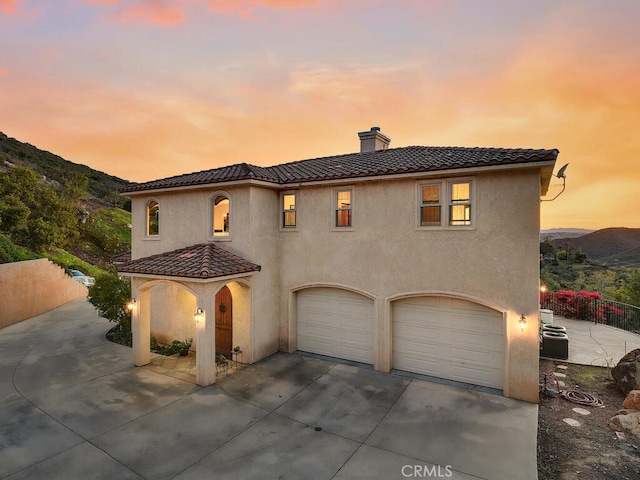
246, 186, 281, 361
148, 283, 197, 346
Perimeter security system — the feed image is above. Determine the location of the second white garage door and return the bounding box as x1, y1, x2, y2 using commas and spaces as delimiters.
393, 296, 504, 389
297, 288, 374, 364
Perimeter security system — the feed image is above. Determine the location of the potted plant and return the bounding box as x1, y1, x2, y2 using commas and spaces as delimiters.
233, 345, 241, 353
175, 338, 192, 356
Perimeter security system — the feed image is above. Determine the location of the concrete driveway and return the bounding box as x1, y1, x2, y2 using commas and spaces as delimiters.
0, 299, 538, 480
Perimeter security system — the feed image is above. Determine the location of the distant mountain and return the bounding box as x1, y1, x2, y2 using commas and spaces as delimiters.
550, 227, 640, 267
0, 131, 129, 208
540, 228, 594, 242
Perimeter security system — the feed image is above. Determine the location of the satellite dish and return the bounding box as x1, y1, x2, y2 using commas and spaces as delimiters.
542, 163, 569, 202
556, 163, 569, 179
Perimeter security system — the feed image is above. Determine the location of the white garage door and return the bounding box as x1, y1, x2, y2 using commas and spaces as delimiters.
393, 297, 504, 389
297, 288, 374, 364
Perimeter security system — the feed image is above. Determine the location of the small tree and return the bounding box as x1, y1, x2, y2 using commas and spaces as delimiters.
621, 269, 640, 307
88, 273, 132, 346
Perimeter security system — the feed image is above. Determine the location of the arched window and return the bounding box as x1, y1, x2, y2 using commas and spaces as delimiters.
212, 195, 230, 237
147, 200, 159, 236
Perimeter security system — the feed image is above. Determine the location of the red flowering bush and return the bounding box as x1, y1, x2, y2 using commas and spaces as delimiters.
540, 290, 624, 324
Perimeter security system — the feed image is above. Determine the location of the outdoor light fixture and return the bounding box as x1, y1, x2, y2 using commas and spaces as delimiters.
540, 285, 547, 293
127, 299, 136, 311
519, 314, 527, 331
195, 308, 204, 323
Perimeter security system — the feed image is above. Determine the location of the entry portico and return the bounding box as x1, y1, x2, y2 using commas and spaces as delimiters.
119, 243, 261, 386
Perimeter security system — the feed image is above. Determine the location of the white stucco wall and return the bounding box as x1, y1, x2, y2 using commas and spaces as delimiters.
148, 283, 197, 346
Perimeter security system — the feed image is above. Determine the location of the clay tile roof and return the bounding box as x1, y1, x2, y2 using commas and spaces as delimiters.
117, 243, 261, 279
111, 251, 132, 264
119, 146, 558, 194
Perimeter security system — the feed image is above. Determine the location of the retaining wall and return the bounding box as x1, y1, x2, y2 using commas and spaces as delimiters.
0, 258, 88, 329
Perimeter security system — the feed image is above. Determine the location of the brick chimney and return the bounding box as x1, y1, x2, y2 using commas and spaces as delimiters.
358, 126, 391, 153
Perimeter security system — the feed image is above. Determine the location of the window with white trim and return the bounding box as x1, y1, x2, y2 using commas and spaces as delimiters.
282, 193, 296, 228
146, 200, 159, 236
335, 188, 352, 228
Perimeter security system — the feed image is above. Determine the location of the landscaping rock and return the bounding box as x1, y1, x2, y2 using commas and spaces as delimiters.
611, 348, 640, 395
623, 390, 640, 410
608, 409, 640, 436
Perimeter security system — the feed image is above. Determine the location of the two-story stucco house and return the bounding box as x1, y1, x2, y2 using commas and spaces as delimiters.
119, 127, 559, 403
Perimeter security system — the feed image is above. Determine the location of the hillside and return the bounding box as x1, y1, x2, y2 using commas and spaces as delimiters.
550, 227, 640, 267
0, 132, 131, 269
0, 131, 130, 209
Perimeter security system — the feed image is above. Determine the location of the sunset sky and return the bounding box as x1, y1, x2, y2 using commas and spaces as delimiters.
1, 0, 638, 229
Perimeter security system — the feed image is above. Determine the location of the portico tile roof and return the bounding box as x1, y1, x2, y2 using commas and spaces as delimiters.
119, 146, 559, 193
117, 243, 261, 279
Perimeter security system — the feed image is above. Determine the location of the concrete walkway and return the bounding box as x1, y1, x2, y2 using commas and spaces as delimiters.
1, 299, 538, 480
553, 317, 640, 367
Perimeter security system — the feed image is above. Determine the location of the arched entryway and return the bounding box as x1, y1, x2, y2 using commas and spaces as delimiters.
215, 285, 233, 357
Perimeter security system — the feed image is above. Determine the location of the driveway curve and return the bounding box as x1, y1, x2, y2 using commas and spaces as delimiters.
0, 299, 538, 480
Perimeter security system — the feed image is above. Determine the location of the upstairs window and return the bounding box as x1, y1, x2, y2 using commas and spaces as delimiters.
146, 200, 159, 236
282, 193, 297, 228
449, 182, 471, 226
335, 189, 352, 228
418, 179, 473, 228
212, 195, 230, 237
420, 184, 441, 226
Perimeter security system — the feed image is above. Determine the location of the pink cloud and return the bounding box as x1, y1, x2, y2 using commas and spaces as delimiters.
117, 2, 185, 26
84, 0, 186, 26
0, 0, 23, 14
81, 0, 322, 25
206, 0, 319, 17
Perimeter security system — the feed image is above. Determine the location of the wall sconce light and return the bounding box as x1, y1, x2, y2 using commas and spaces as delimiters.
195, 308, 204, 323
127, 299, 136, 311
540, 285, 547, 293
519, 314, 527, 332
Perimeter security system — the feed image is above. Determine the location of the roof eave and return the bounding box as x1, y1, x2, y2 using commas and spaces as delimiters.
119, 178, 282, 196
539, 162, 557, 196
117, 269, 260, 283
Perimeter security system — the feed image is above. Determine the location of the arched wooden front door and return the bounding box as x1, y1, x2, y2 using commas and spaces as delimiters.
215, 286, 233, 357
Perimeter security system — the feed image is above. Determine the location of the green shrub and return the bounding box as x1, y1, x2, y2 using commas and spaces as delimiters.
88, 273, 132, 342
0, 234, 39, 263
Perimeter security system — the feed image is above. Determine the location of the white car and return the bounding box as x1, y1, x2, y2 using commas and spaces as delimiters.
70, 269, 95, 287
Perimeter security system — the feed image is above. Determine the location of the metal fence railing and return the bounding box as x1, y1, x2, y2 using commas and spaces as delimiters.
540, 291, 640, 335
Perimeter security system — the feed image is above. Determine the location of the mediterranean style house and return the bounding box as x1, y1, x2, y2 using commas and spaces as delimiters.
119, 127, 559, 403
